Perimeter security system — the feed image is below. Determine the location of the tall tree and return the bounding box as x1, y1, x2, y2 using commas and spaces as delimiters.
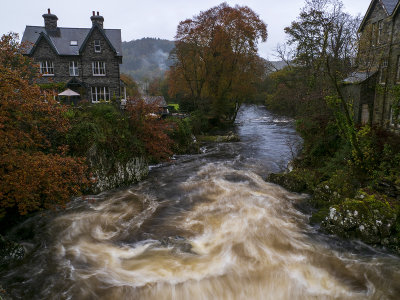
285, 0, 363, 161
0, 33, 88, 217
285, 0, 359, 84
169, 3, 267, 125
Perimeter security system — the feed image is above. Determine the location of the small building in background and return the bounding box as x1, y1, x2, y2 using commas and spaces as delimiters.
143, 96, 169, 117
344, 0, 400, 130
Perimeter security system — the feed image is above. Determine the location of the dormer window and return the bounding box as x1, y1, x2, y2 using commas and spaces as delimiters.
39, 61, 54, 76
94, 40, 101, 52
70, 40, 78, 46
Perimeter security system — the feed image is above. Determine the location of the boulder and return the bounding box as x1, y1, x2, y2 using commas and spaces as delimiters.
267, 172, 307, 193
321, 192, 399, 252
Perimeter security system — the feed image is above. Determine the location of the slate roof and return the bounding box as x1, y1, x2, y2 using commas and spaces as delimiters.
343, 72, 376, 84
381, 0, 398, 15
142, 96, 167, 107
21, 26, 122, 56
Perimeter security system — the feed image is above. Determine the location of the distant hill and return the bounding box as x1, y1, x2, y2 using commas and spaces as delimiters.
265, 60, 290, 73
121, 38, 175, 81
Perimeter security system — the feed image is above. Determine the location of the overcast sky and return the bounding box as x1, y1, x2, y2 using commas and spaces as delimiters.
0, 0, 370, 58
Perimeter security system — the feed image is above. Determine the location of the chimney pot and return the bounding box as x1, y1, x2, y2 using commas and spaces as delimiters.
90, 11, 104, 29
43, 9, 58, 31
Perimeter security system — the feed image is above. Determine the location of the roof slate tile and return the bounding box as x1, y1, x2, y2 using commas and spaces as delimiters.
21, 26, 122, 56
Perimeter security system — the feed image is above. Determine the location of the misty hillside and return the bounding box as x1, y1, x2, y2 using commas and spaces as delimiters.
121, 38, 175, 81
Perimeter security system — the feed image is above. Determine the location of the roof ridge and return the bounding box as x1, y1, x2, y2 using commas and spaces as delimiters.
25, 25, 120, 31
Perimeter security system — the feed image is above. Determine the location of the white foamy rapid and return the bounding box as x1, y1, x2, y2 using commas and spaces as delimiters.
43, 163, 400, 299
3, 106, 399, 299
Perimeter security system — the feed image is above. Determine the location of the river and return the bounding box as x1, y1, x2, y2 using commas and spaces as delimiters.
1, 105, 400, 299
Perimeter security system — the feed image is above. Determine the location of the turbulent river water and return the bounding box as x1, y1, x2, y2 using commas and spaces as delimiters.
2, 105, 400, 299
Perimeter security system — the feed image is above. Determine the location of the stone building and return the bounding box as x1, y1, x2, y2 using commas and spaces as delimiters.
21, 9, 124, 103
343, 0, 400, 129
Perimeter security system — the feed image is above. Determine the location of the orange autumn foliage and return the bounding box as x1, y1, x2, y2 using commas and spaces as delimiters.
0, 33, 88, 216
169, 3, 267, 124
126, 98, 173, 162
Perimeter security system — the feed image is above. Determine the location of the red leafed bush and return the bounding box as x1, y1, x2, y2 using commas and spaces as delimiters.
126, 98, 173, 162
0, 33, 88, 217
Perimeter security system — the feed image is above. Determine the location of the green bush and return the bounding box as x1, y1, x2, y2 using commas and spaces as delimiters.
169, 117, 197, 154
190, 110, 210, 134
66, 103, 144, 162
310, 169, 357, 208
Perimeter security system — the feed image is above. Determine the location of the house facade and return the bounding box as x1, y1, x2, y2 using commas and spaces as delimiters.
21, 9, 124, 103
343, 0, 400, 129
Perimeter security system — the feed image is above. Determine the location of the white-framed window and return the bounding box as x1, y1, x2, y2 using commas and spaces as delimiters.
361, 104, 369, 125
94, 40, 101, 52
69, 61, 79, 76
39, 61, 54, 75
372, 22, 377, 46
396, 56, 400, 82
70, 40, 78, 46
379, 60, 388, 84
377, 20, 383, 44
92, 61, 106, 76
390, 106, 399, 127
91, 86, 110, 103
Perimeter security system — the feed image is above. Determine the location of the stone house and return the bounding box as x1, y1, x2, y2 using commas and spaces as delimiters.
343, 0, 400, 129
21, 9, 124, 103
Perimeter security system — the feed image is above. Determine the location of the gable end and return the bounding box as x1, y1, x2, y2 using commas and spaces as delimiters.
359, 0, 391, 32
79, 24, 118, 55
28, 32, 59, 56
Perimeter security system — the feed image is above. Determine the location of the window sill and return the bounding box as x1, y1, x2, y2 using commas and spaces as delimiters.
93, 74, 106, 76
91, 100, 111, 103
41, 74, 54, 77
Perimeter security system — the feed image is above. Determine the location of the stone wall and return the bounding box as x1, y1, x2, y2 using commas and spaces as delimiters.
80, 26, 121, 100
31, 27, 122, 101
86, 144, 149, 194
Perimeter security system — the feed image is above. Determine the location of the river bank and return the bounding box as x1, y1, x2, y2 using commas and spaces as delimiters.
1, 105, 400, 299
266, 125, 400, 255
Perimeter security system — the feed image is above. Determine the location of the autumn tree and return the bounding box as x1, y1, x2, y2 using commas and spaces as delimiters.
169, 3, 267, 125
120, 73, 140, 99
126, 98, 173, 161
0, 33, 88, 217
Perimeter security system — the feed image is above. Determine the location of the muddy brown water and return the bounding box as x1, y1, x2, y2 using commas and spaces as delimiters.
1, 105, 400, 299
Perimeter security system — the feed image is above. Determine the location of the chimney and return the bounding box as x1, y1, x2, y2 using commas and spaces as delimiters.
90, 11, 104, 28
42, 8, 58, 31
